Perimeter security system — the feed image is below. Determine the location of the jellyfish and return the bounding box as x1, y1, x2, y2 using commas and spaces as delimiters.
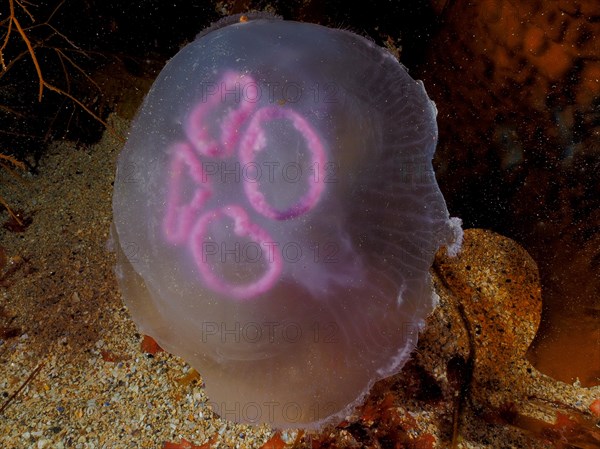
111, 14, 462, 429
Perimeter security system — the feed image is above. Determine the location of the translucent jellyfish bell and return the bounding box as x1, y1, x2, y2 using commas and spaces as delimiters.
112, 15, 462, 429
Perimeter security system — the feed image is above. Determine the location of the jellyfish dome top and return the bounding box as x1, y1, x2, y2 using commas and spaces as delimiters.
112, 14, 463, 429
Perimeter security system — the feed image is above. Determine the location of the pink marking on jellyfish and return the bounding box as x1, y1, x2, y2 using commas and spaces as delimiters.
239, 106, 327, 220
190, 205, 282, 300
163, 142, 212, 244
185, 71, 258, 158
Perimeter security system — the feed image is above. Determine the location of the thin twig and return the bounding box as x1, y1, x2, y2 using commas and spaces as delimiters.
54, 48, 101, 91
0, 14, 14, 70
47, 24, 83, 52
0, 154, 25, 225
0, 195, 23, 225
9, 0, 45, 101
14, 0, 35, 22
0, 49, 30, 81
43, 81, 125, 143
46, 0, 66, 24
55, 49, 71, 91
0, 360, 45, 415
0, 104, 25, 118
43, 82, 108, 130
0, 153, 26, 170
